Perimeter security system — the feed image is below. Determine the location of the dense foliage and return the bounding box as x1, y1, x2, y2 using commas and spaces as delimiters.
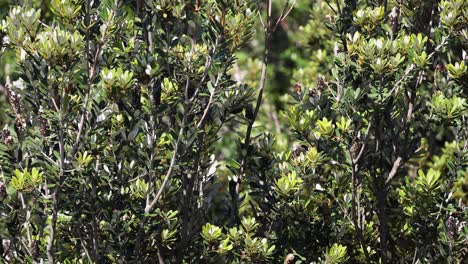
0, 0, 466, 263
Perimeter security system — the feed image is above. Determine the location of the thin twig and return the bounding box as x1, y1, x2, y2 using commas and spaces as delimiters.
353, 120, 372, 165
324, 0, 338, 14
258, 10, 266, 30
196, 70, 224, 128
145, 120, 185, 213
189, 37, 220, 104
412, 247, 418, 264
156, 243, 166, 264
349, 150, 372, 263
385, 156, 403, 185
91, 158, 100, 260
273, 0, 296, 31
79, 232, 93, 263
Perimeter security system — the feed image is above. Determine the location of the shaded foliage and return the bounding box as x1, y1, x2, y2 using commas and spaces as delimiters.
0, 0, 467, 263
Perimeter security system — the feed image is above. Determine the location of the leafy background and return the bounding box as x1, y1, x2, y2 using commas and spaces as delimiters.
0, 0, 467, 263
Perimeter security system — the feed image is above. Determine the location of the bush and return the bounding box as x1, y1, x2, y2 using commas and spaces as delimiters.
0, 0, 466, 263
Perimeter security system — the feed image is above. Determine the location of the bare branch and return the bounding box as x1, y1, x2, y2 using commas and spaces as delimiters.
145, 122, 184, 213
273, 0, 296, 31
385, 156, 403, 185
324, 0, 338, 15
258, 10, 266, 30
353, 120, 372, 165
196, 72, 221, 129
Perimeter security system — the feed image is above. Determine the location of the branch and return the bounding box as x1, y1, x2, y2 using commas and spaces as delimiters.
68, 10, 116, 164
240, 0, 274, 164
67, 45, 101, 164
389, 64, 415, 95
386, 69, 424, 187
156, 243, 166, 264
196, 69, 224, 129
273, 0, 296, 31
324, 0, 338, 15
349, 138, 371, 263
145, 122, 184, 213
353, 120, 372, 165
145, 37, 221, 213
385, 156, 402, 185
258, 10, 266, 30
189, 37, 220, 105
91, 158, 100, 261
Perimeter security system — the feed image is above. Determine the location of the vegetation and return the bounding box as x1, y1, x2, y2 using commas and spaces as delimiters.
0, 0, 466, 263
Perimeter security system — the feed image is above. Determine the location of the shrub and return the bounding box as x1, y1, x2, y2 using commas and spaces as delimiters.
0, 0, 466, 263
